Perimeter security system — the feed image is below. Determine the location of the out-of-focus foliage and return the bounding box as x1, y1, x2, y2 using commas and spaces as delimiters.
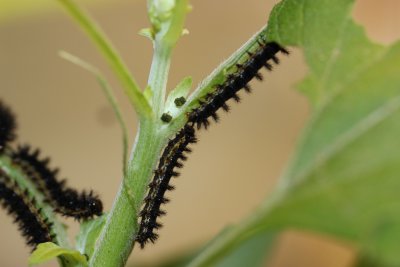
0, 0, 112, 22
262, 0, 400, 265
187, 0, 400, 266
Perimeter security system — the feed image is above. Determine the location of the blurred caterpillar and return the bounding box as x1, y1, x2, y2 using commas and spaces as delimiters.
12, 145, 103, 221
0, 101, 16, 152
0, 169, 55, 249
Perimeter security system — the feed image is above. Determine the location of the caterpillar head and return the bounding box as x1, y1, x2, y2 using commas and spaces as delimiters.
87, 195, 103, 217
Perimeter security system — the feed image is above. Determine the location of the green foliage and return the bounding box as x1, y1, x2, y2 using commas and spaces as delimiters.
213, 231, 276, 267
187, 1, 400, 266
29, 242, 87, 267
165, 77, 192, 116
264, 0, 400, 265
0, 0, 113, 22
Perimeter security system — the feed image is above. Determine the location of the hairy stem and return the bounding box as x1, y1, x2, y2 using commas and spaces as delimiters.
90, 119, 165, 267
90, 23, 177, 267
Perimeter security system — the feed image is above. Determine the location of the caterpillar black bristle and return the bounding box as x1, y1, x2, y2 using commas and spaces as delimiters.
136, 125, 196, 248
0, 169, 55, 249
0, 101, 17, 152
12, 145, 103, 220
187, 41, 288, 129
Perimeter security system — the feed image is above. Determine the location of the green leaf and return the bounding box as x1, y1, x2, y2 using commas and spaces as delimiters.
186, 1, 400, 266
353, 256, 382, 267
214, 230, 276, 267
139, 28, 155, 40
267, 0, 384, 107
164, 76, 192, 117
133, 228, 276, 267
29, 242, 87, 266
0, 0, 117, 22
261, 0, 400, 265
76, 215, 107, 259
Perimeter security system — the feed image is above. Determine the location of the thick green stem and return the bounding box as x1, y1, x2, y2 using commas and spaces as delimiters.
89, 35, 176, 267
90, 119, 164, 267
89, 39, 175, 266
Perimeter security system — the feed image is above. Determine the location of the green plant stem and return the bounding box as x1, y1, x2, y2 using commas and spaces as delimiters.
90, 119, 164, 267
57, 0, 151, 118
90, 28, 176, 267
148, 43, 172, 116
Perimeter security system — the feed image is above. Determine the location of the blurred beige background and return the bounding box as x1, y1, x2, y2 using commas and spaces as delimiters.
0, 0, 399, 266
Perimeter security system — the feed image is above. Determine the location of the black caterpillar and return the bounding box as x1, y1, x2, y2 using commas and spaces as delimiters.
0, 101, 17, 151
12, 145, 103, 220
188, 41, 288, 129
136, 125, 197, 248
136, 40, 287, 247
0, 99, 103, 249
0, 169, 55, 248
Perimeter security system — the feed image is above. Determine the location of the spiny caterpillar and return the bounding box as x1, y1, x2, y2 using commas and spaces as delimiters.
0, 169, 55, 248
12, 145, 103, 220
0, 101, 17, 152
188, 41, 288, 129
136, 125, 197, 248
136, 39, 287, 247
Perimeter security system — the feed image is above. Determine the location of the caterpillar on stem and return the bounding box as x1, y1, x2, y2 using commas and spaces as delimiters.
188, 41, 288, 129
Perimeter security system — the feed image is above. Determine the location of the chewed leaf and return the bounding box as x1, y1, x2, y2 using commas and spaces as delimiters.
29, 242, 87, 266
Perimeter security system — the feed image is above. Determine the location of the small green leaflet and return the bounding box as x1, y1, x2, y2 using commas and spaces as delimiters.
29, 242, 87, 266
